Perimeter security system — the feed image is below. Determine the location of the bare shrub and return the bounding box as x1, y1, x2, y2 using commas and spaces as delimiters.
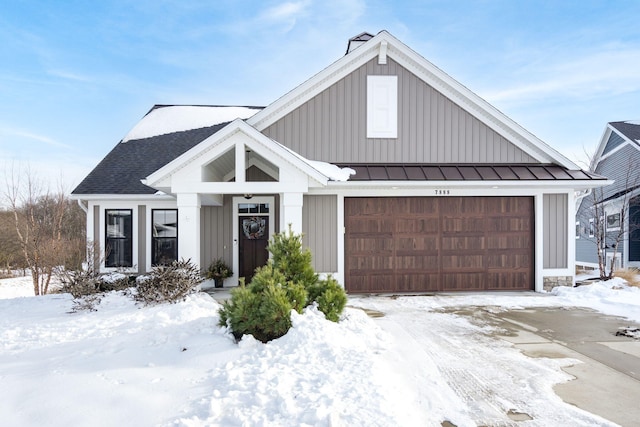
613, 268, 640, 287
135, 259, 202, 305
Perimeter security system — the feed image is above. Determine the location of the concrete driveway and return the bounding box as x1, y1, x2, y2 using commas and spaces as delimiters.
469, 306, 640, 427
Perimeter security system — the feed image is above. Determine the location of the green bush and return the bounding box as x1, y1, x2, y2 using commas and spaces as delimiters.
219, 283, 293, 343
315, 276, 347, 322
219, 226, 347, 343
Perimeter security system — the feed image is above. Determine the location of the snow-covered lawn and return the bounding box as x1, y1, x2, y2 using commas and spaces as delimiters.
1, 275, 638, 426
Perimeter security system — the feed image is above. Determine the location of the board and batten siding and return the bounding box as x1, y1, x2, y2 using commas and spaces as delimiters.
262, 57, 537, 164
302, 195, 338, 272
200, 196, 233, 269
543, 194, 568, 269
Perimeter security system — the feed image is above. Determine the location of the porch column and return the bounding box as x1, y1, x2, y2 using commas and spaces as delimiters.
281, 192, 304, 234
177, 193, 201, 269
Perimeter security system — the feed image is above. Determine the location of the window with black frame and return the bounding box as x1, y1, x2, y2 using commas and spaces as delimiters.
152, 209, 178, 266
105, 209, 133, 267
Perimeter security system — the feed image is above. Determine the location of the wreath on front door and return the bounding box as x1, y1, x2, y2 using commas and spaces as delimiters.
242, 217, 266, 239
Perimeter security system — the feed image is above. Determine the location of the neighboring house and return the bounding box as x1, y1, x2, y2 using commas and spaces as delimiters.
576, 121, 640, 271
71, 31, 608, 293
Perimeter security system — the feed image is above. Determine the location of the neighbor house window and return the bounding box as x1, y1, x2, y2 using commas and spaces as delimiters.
367, 75, 397, 138
575, 221, 580, 239
606, 212, 621, 231
105, 209, 132, 268
152, 209, 178, 266
588, 218, 595, 237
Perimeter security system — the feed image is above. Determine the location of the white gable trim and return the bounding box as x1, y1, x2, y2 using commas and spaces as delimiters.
142, 119, 331, 191
247, 30, 578, 170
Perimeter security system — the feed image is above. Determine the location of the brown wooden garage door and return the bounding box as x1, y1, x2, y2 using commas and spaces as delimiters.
345, 197, 534, 293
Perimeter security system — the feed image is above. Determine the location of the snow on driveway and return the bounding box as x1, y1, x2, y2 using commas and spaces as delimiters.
1, 275, 638, 426
351, 295, 618, 426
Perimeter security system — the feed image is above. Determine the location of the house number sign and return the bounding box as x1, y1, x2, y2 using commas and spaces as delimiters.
434, 189, 451, 195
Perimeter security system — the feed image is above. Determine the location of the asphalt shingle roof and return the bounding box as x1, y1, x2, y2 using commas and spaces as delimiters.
72, 123, 228, 195
610, 121, 640, 143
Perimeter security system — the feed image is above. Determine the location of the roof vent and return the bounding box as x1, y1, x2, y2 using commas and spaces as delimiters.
346, 32, 374, 54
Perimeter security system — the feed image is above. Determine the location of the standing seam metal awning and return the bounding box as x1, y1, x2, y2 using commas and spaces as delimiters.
335, 164, 605, 181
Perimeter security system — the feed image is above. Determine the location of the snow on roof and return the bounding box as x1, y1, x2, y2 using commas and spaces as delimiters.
122, 105, 262, 142
624, 120, 640, 126
308, 160, 355, 181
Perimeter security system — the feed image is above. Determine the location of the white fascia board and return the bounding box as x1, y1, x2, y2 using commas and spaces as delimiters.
69, 194, 176, 202
248, 30, 578, 170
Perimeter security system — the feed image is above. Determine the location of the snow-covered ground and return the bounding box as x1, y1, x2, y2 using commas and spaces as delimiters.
1, 275, 638, 426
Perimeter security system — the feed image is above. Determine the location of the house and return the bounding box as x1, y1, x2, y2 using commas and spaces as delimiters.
575, 121, 640, 272
71, 31, 608, 293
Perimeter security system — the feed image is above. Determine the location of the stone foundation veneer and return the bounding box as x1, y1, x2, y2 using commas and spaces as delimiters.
543, 276, 574, 292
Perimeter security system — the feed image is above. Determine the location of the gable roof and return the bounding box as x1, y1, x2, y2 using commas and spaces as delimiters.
591, 120, 640, 170
72, 105, 263, 195
247, 30, 579, 170
610, 121, 640, 144
142, 119, 353, 191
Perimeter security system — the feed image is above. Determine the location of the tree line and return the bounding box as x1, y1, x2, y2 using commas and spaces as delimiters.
2, 168, 85, 295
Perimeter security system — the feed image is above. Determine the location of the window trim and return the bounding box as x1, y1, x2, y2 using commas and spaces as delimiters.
606, 212, 621, 232
105, 209, 133, 268
151, 208, 178, 266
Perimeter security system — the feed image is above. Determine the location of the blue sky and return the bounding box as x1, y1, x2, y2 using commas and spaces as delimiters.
1, 0, 639, 190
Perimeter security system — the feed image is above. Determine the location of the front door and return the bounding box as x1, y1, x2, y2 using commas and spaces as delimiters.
239, 215, 269, 281
234, 197, 274, 284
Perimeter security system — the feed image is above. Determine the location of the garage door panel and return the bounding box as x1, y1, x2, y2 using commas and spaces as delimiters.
486, 272, 531, 290
396, 236, 439, 251
396, 217, 439, 233
396, 254, 439, 270
345, 197, 534, 293
441, 273, 485, 291
442, 217, 487, 233
487, 235, 531, 250
441, 236, 485, 250
347, 235, 393, 254
396, 274, 440, 292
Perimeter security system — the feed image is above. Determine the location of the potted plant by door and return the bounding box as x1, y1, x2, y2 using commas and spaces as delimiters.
205, 258, 233, 288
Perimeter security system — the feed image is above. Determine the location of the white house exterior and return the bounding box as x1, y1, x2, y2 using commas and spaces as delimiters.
72, 31, 608, 293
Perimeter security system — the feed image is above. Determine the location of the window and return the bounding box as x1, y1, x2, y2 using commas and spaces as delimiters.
238, 203, 269, 214
367, 75, 397, 138
606, 212, 621, 231
105, 209, 132, 268
575, 221, 580, 239
588, 218, 595, 237
152, 209, 178, 266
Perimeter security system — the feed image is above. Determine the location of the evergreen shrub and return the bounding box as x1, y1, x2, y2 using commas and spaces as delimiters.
219, 226, 347, 342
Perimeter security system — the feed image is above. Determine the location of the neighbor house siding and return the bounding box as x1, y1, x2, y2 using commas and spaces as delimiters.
575, 196, 599, 265
138, 205, 146, 272
601, 131, 626, 156
200, 196, 233, 269
595, 144, 640, 200
543, 194, 568, 269
302, 195, 338, 272
263, 57, 537, 164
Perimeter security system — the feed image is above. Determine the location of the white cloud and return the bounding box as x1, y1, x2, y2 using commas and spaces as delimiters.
0, 126, 70, 149
483, 45, 640, 104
